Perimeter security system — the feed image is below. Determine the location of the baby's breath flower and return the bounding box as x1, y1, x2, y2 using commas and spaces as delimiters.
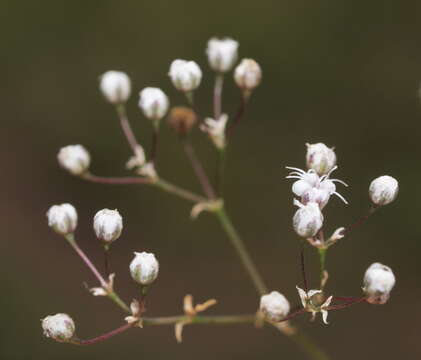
138, 87, 169, 124
93, 209, 123, 244
363, 262, 396, 304
260, 291, 290, 322
296, 287, 332, 324
99, 71, 131, 104
47, 203, 78, 235
57, 145, 90, 176
41, 313, 75, 342
293, 200, 324, 238
369, 175, 399, 206
306, 143, 336, 175
169, 60, 202, 92
234, 58, 262, 92
206, 37, 239, 73
130, 252, 159, 285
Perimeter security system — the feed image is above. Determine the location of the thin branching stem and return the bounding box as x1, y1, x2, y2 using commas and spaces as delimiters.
182, 139, 216, 199
214, 207, 268, 296
82, 173, 152, 184
227, 93, 249, 137
213, 74, 224, 119
115, 104, 139, 154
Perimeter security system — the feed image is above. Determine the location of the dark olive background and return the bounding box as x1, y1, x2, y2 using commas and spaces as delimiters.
2, 1, 420, 359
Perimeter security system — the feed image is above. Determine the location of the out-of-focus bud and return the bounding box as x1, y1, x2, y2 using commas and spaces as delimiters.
306, 143, 337, 176
169, 60, 202, 92
260, 291, 290, 322
129, 252, 159, 285
167, 106, 197, 136
99, 71, 131, 104
138, 87, 169, 125
206, 37, 239, 73
93, 209, 123, 244
57, 145, 90, 176
369, 175, 399, 206
234, 58, 262, 92
47, 203, 78, 235
363, 262, 396, 304
200, 114, 228, 149
41, 313, 75, 342
293, 200, 324, 238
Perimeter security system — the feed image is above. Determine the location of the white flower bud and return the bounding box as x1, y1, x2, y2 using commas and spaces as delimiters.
293, 200, 324, 238
206, 37, 239, 73
57, 145, 90, 175
306, 143, 337, 176
369, 175, 399, 206
129, 252, 159, 285
260, 291, 290, 322
93, 209, 123, 244
363, 262, 396, 304
41, 313, 75, 342
138, 87, 169, 122
169, 59, 202, 92
234, 58, 262, 91
99, 71, 131, 104
47, 203, 78, 235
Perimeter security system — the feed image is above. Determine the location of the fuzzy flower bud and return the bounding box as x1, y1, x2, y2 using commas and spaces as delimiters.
260, 291, 290, 322
293, 200, 324, 238
138, 87, 169, 123
41, 313, 75, 342
93, 209, 123, 244
47, 203, 78, 235
167, 106, 197, 136
363, 262, 396, 304
369, 175, 399, 206
99, 71, 131, 104
169, 60, 202, 92
306, 143, 337, 176
129, 252, 159, 285
57, 145, 90, 175
206, 37, 239, 73
234, 58, 262, 91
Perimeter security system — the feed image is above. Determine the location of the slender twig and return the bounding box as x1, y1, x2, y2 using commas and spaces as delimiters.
216, 148, 226, 197
72, 322, 135, 346
154, 179, 207, 204
64, 234, 130, 313
342, 206, 378, 236
301, 247, 308, 292
318, 248, 327, 289
227, 93, 249, 137
182, 140, 216, 199
82, 173, 152, 185
326, 297, 366, 311
150, 129, 159, 164
214, 207, 268, 296
104, 247, 110, 276
143, 314, 256, 326
115, 104, 139, 155
213, 74, 224, 119
65, 234, 107, 287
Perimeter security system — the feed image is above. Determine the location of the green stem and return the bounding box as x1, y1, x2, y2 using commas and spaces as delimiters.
154, 179, 206, 204
214, 206, 268, 296
290, 331, 330, 360
143, 314, 256, 326
108, 292, 130, 313
216, 148, 226, 197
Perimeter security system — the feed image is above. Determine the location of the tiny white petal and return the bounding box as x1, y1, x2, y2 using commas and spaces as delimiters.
296, 286, 308, 308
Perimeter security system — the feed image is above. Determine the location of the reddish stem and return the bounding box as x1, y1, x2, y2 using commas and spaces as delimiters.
116, 104, 139, 154
277, 308, 307, 323
75, 323, 135, 346
342, 206, 378, 236
227, 93, 248, 137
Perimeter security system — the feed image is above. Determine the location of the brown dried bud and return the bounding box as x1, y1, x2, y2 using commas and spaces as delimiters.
167, 106, 197, 136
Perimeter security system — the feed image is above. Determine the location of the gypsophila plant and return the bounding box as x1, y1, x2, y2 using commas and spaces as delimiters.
42, 37, 399, 359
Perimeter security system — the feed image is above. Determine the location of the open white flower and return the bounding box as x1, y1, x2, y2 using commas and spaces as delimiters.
296, 286, 333, 324
200, 114, 228, 149
286, 166, 348, 208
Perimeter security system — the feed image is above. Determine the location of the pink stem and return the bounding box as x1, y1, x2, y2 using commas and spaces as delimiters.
75, 323, 134, 346
213, 74, 224, 119
66, 235, 107, 287
116, 104, 139, 154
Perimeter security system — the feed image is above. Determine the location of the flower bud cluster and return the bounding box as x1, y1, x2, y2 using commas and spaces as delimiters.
286, 143, 347, 238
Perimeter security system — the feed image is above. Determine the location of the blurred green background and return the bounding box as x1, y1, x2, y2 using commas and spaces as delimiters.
2, 0, 420, 359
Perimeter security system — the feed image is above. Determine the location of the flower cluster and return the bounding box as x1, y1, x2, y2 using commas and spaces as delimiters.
41, 35, 400, 354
